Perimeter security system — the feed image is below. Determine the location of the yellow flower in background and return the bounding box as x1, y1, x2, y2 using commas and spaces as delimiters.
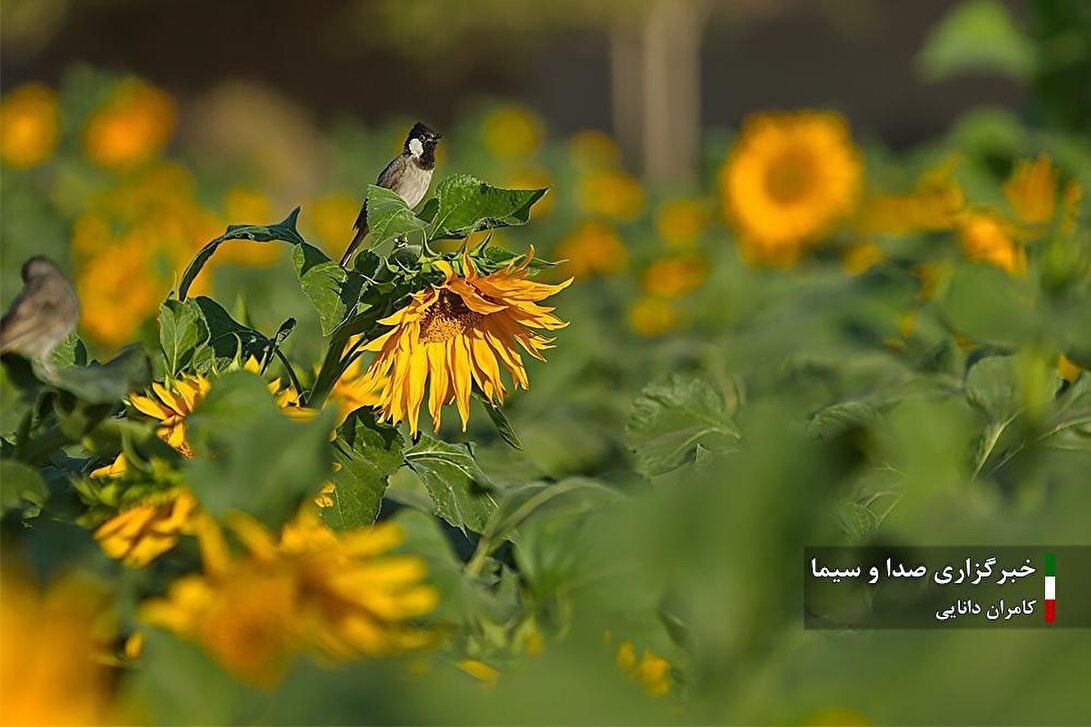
1058, 354, 1082, 384
482, 105, 544, 158
722, 111, 862, 266
580, 169, 645, 221
959, 211, 1025, 274
141, 511, 437, 687
642, 256, 707, 299
1061, 180, 1082, 236
1, 572, 116, 725
628, 297, 678, 337
219, 187, 282, 266
656, 198, 708, 248
362, 252, 570, 436
94, 491, 199, 567
616, 641, 672, 697
856, 159, 965, 236
842, 242, 885, 276
77, 241, 161, 347
84, 79, 176, 170
556, 220, 628, 278
506, 166, 554, 217
309, 193, 360, 256
568, 129, 621, 169
457, 659, 501, 686
0, 83, 60, 168
1004, 154, 1057, 226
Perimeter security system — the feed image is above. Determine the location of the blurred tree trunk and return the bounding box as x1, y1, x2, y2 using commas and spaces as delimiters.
609, 0, 706, 187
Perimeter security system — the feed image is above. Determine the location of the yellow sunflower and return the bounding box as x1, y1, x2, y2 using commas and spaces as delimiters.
722, 111, 862, 265
1004, 154, 1057, 226
94, 491, 199, 568
361, 251, 570, 436
141, 510, 437, 687
83, 79, 176, 171
556, 221, 628, 279
959, 211, 1025, 274
0, 83, 60, 169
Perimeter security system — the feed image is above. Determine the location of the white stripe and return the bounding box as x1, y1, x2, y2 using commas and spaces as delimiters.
1045, 575, 1056, 600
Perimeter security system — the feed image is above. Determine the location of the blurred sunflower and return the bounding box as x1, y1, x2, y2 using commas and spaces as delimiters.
642, 256, 707, 299
76, 241, 161, 347
842, 242, 885, 276
628, 297, 679, 337
481, 105, 544, 158
141, 510, 437, 687
0, 572, 117, 725
722, 111, 861, 265
567, 129, 621, 169
556, 220, 628, 278
83, 79, 176, 171
505, 166, 554, 217
959, 211, 1025, 274
0, 83, 60, 169
857, 157, 965, 236
1004, 154, 1057, 226
656, 198, 708, 248
308, 193, 360, 256
616, 641, 672, 697
361, 252, 570, 436
579, 169, 645, 221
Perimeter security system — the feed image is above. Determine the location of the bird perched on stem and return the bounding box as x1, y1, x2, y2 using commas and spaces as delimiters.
341, 122, 443, 267
1, 256, 80, 361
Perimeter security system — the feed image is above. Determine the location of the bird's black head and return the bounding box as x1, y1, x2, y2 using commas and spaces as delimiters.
22, 256, 60, 282
405, 122, 442, 166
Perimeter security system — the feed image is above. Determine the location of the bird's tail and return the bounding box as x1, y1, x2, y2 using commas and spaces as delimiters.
340, 225, 368, 267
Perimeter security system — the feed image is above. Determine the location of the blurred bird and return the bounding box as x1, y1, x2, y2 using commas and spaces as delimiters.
0, 256, 80, 360
341, 122, 443, 267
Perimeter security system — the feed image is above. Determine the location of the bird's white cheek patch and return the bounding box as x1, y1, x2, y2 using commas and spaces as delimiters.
409, 138, 424, 157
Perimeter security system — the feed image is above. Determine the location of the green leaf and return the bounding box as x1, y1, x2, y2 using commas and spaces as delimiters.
808, 401, 883, 440
365, 185, 428, 249
46, 331, 87, 370
403, 434, 498, 533
191, 296, 267, 367
917, 0, 1035, 82
473, 391, 521, 449
159, 299, 208, 378
938, 265, 1038, 346
424, 174, 547, 240
177, 207, 306, 300
323, 410, 404, 530
293, 243, 367, 336
0, 459, 48, 514
184, 371, 336, 530
626, 373, 740, 477
49, 346, 152, 404
965, 355, 1019, 422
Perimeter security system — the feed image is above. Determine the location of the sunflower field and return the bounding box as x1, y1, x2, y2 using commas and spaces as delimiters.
2, 3, 1091, 724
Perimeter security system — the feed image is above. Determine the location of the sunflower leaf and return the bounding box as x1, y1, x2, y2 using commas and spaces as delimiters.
159, 298, 208, 378
473, 391, 522, 449
403, 434, 498, 533
325, 410, 404, 530
185, 371, 336, 530
177, 207, 305, 301
48, 345, 152, 405
626, 373, 740, 478
292, 243, 367, 336
425, 174, 547, 241
0, 459, 48, 515
365, 185, 428, 250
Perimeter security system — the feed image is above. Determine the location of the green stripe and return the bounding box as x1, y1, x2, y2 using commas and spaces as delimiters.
1045, 552, 1056, 577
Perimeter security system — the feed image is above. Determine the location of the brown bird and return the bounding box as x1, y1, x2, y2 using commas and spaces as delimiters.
1, 256, 80, 360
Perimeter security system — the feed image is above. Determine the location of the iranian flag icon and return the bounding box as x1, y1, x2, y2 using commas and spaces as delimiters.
1044, 553, 1056, 624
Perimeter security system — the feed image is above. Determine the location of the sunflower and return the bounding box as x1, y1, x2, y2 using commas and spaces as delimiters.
556, 221, 628, 279
959, 211, 1025, 274
361, 251, 570, 436
0, 83, 60, 169
83, 79, 176, 170
94, 491, 199, 567
140, 510, 437, 686
1004, 154, 1057, 226
722, 111, 862, 265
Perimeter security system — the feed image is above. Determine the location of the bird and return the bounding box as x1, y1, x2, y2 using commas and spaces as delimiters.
0, 256, 80, 361
340, 122, 443, 267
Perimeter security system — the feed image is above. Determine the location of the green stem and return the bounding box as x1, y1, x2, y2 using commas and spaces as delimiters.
274, 349, 305, 398
307, 333, 350, 409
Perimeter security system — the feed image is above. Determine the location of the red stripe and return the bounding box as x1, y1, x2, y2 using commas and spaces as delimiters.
1045, 600, 1055, 624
